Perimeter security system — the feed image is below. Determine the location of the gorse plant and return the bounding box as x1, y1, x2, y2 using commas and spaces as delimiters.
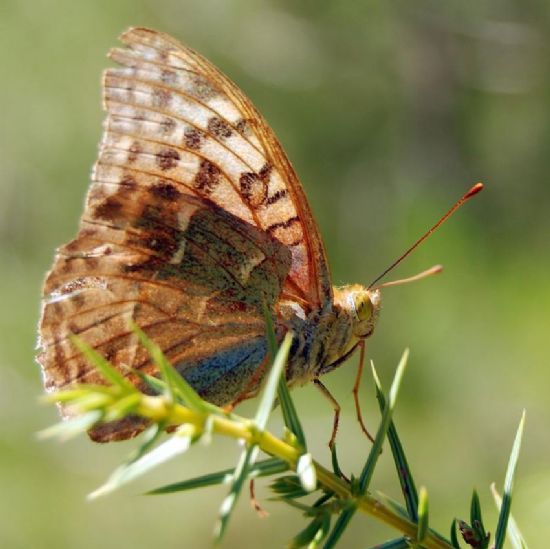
40, 321, 527, 549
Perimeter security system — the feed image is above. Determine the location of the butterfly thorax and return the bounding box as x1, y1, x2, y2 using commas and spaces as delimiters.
281, 285, 381, 386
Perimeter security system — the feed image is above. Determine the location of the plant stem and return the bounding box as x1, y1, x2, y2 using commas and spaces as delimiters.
314, 462, 452, 549
136, 396, 454, 549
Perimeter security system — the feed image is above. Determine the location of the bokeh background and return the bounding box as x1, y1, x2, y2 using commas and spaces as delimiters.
1, 1, 549, 547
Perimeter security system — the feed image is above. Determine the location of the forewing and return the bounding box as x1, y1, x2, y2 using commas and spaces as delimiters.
104, 27, 332, 306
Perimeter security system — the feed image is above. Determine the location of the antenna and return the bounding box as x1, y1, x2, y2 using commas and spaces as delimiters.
367, 182, 483, 290
372, 264, 443, 290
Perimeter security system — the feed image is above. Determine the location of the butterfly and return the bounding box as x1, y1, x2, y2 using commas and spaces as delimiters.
38, 27, 481, 444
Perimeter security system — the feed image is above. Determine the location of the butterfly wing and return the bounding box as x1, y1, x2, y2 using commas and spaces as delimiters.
39, 190, 292, 440
38, 28, 332, 439
106, 27, 332, 306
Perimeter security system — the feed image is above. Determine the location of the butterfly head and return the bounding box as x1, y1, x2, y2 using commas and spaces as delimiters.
336, 284, 381, 340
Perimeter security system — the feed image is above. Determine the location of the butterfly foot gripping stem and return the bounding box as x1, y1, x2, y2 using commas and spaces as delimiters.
313, 379, 340, 449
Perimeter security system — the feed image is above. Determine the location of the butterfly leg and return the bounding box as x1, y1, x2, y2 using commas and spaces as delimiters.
352, 340, 375, 443
313, 378, 340, 449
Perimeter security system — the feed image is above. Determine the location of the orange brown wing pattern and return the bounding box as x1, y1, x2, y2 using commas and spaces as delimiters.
39, 189, 292, 440
104, 27, 332, 306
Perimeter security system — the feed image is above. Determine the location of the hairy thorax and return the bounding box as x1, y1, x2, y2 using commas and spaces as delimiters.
281, 284, 381, 387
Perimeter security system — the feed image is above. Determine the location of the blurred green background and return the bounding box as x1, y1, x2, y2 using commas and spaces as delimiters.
1, 1, 549, 547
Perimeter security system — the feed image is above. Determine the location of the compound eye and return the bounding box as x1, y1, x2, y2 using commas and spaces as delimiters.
353, 293, 373, 321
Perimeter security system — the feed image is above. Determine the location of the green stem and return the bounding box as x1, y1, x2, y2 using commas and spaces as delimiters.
313, 463, 451, 549
136, 396, 454, 549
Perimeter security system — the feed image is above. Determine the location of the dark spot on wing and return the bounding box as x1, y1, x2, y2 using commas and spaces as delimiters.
93, 197, 123, 221
267, 216, 300, 233
156, 148, 180, 171
266, 216, 303, 246
258, 162, 272, 181
208, 117, 232, 139
150, 181, 181, 201
240, 172, 267, 208
266, 189, 287, 206
184, 127, 203, 150
194, 159, 221, 194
